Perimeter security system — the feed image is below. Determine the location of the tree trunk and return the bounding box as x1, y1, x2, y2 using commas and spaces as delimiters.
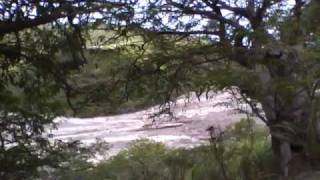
261, 89, 312, 177
271, 134, 292, 177
250, 47, 318, 177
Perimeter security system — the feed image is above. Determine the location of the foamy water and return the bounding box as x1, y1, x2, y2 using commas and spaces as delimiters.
51, 91, 255, 156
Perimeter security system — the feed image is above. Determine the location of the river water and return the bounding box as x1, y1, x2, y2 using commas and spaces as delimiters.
51, 91, 256, 156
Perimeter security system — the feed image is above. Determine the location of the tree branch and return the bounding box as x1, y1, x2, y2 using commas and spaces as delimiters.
168, 0, 249, 32
0, 1, 126, 36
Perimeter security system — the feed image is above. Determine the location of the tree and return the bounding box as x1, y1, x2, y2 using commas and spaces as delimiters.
0, 0, 128, 178
1, 0, 319, 178
91, 0, 320, 177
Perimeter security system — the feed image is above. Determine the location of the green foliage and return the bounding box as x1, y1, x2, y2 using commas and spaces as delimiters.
0, 28, 85, 179
36, 139, 110, 180
2, 0, 320, 178
302, 0, 320, 33
57, 120, 274, 180
88, 139, 169, 180
0, 1, 125, 178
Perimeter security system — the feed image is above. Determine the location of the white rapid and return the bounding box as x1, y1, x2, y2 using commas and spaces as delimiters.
51, 91, 256, 157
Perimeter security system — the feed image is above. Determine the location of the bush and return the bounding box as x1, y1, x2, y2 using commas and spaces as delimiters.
88, 139, 169, 180
57, 120, 274, 180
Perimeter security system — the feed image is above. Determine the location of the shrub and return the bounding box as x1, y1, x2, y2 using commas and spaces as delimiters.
57, 120, 274, 180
